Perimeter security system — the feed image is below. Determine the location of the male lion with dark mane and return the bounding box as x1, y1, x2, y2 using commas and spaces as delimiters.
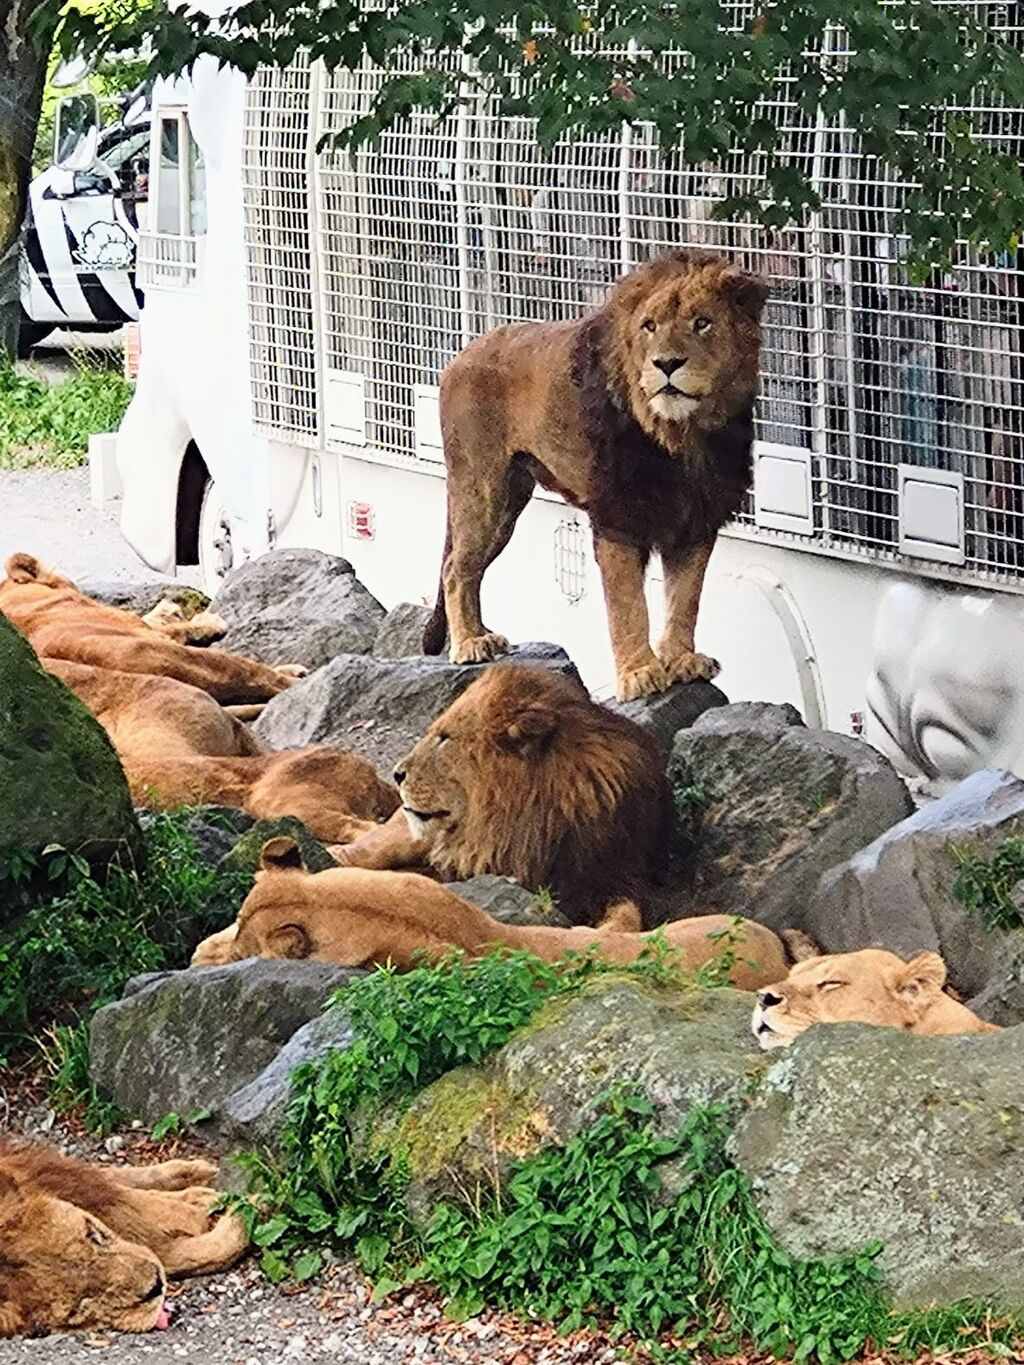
334, 664, 676, 926
422, 249, 768, 701
0, 1145, 247, 1337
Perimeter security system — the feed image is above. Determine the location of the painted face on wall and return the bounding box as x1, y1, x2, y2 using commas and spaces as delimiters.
866, 581, 1024, 788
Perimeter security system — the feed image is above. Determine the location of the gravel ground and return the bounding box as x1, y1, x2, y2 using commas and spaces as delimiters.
1, 467, 176, 585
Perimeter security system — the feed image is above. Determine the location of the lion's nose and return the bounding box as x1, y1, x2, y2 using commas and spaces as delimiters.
653, 356, 686, 376
758, 989, 783, 1008
393, 766, 406, 785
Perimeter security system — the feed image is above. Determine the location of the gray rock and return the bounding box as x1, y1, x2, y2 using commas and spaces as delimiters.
254, 644, 582, 778
369, 981, 763, 1219
606, 681, 729, 757
89, 960, 361, 1124
372, 603, 434, 658
79, 580, 206, 617
448, 875, 572, 928
802, 768, 1024, 1016
217, 1006, 357, 1154
219, 816, 336, 878
0, 613, 139, 905
668, 703, 912, 930
733, 1021, 1024, 1307
213, 548, 385, 669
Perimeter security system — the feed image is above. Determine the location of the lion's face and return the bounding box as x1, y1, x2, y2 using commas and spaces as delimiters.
392, 667, 569, 865
607, 252, 767, 441
751, 949, 951, 1049
0, 1177, 168, 1336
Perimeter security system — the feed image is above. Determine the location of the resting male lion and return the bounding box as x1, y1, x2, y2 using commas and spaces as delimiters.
751, 949, 1000, 1049
422, 249, 768, 701
0, 1145, 247, 1337
336, 664, 676, 926
192, 836, 792, 991
1, 554, 298, 703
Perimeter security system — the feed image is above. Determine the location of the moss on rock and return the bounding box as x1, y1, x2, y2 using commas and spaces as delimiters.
0, 613, 139, 912
219, 816, 336, 877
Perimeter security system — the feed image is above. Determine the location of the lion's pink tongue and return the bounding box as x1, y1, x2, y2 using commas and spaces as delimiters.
154, 1305, 172, 1331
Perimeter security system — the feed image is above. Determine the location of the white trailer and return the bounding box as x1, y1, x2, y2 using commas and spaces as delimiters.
113, 40, 1024, 792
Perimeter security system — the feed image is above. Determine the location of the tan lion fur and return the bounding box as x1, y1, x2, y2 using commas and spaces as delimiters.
0, 1145, 247, 1338
752, 948, 1001, 1049
336, 664, 676, 926
0, 554, 298, 704
422, 250, 768, 700
127, 748, 400, 844
192, 836, 790, 992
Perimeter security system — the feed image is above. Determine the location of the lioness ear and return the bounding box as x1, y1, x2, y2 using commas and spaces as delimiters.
896, 951, 947, 1007
260, 837, 306, 873
266, 924, 312, 960
502, 706, 558, 753
720, 267, 770, 322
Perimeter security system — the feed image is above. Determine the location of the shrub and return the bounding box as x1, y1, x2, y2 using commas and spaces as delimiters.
952, 835, 1024, 932
0, 354, 133, 470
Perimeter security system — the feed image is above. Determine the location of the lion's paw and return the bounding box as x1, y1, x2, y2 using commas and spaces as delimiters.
658, 649, 721, 684
450, 632, 509, 665
276, 663, 309, 681
616, 659, 670, 702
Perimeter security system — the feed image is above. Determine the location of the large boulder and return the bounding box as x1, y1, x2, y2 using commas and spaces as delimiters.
801, 768, 1024, 1018
368, 980, 763, 1219
733, 1021, 1024, 1307
372, 603, 433, 659
217, 1008, 355, 1157
90, 960, 363, 1124
0, 613, 139, 906
218, 815, 336, 878
254, 644, 582, 777
668, 703, 912, 929
213, 548, 385, 669
606, 680, 729, 758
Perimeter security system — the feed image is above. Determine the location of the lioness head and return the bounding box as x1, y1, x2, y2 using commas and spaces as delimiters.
752, 948, 997, 1048
604, 249, 768, 442
0, 1172, 168, 1336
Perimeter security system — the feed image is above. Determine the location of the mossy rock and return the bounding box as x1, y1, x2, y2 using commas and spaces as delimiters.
0, 613, 140, 916
219, 815, 336, 877
368, 978, 765, 1221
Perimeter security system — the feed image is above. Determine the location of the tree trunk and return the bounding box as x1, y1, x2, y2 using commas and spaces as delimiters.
0, 0, 55, 362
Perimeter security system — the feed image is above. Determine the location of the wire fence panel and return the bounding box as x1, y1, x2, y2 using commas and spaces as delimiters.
244, 16, 1024, 587
242, 56, 319, 444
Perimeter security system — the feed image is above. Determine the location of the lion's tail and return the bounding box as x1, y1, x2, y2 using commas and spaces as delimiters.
421, 516, 450, 656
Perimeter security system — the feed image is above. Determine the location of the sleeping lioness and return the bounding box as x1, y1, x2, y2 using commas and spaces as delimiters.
751, 949, 1000, 1049
193, 836, 798, 992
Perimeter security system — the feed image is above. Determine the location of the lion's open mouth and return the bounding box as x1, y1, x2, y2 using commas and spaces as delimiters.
658, 384, 703, 400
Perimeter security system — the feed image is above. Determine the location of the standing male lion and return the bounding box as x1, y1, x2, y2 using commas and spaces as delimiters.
422, 249, 768, 701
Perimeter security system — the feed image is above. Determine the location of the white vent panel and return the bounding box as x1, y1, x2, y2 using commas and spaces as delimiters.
413, 384, 444, 463
325, 370, 367, 447
754, 444, 813, 535
898, 466, 965, 566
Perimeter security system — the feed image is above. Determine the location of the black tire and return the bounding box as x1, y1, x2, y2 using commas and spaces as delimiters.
17, 321, 53, 359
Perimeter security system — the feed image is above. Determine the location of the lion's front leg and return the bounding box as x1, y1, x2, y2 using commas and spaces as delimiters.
593, 535, 668, 701
656, 540, 720, 684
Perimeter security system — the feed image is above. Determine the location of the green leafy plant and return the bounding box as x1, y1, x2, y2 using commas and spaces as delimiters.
0, 353, 133, 470
151, 1112, 186, 1142
952, 836, 1024, 932
0, 812, 250, 1063
37, 1018, 123, 1135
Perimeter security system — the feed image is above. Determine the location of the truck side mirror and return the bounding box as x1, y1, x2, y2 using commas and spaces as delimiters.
54, 93, 100, 171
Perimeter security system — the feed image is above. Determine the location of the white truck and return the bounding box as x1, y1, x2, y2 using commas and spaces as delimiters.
108, 44, 1024, 793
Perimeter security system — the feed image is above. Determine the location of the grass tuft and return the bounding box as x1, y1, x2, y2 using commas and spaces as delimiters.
0, 352, 133, 470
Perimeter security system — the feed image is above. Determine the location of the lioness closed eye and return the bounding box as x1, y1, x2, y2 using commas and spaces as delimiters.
751, 948, 1000, 1048
421, 249, 768, 702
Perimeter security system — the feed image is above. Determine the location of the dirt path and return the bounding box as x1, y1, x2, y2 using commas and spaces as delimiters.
1, 468, 174, 584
